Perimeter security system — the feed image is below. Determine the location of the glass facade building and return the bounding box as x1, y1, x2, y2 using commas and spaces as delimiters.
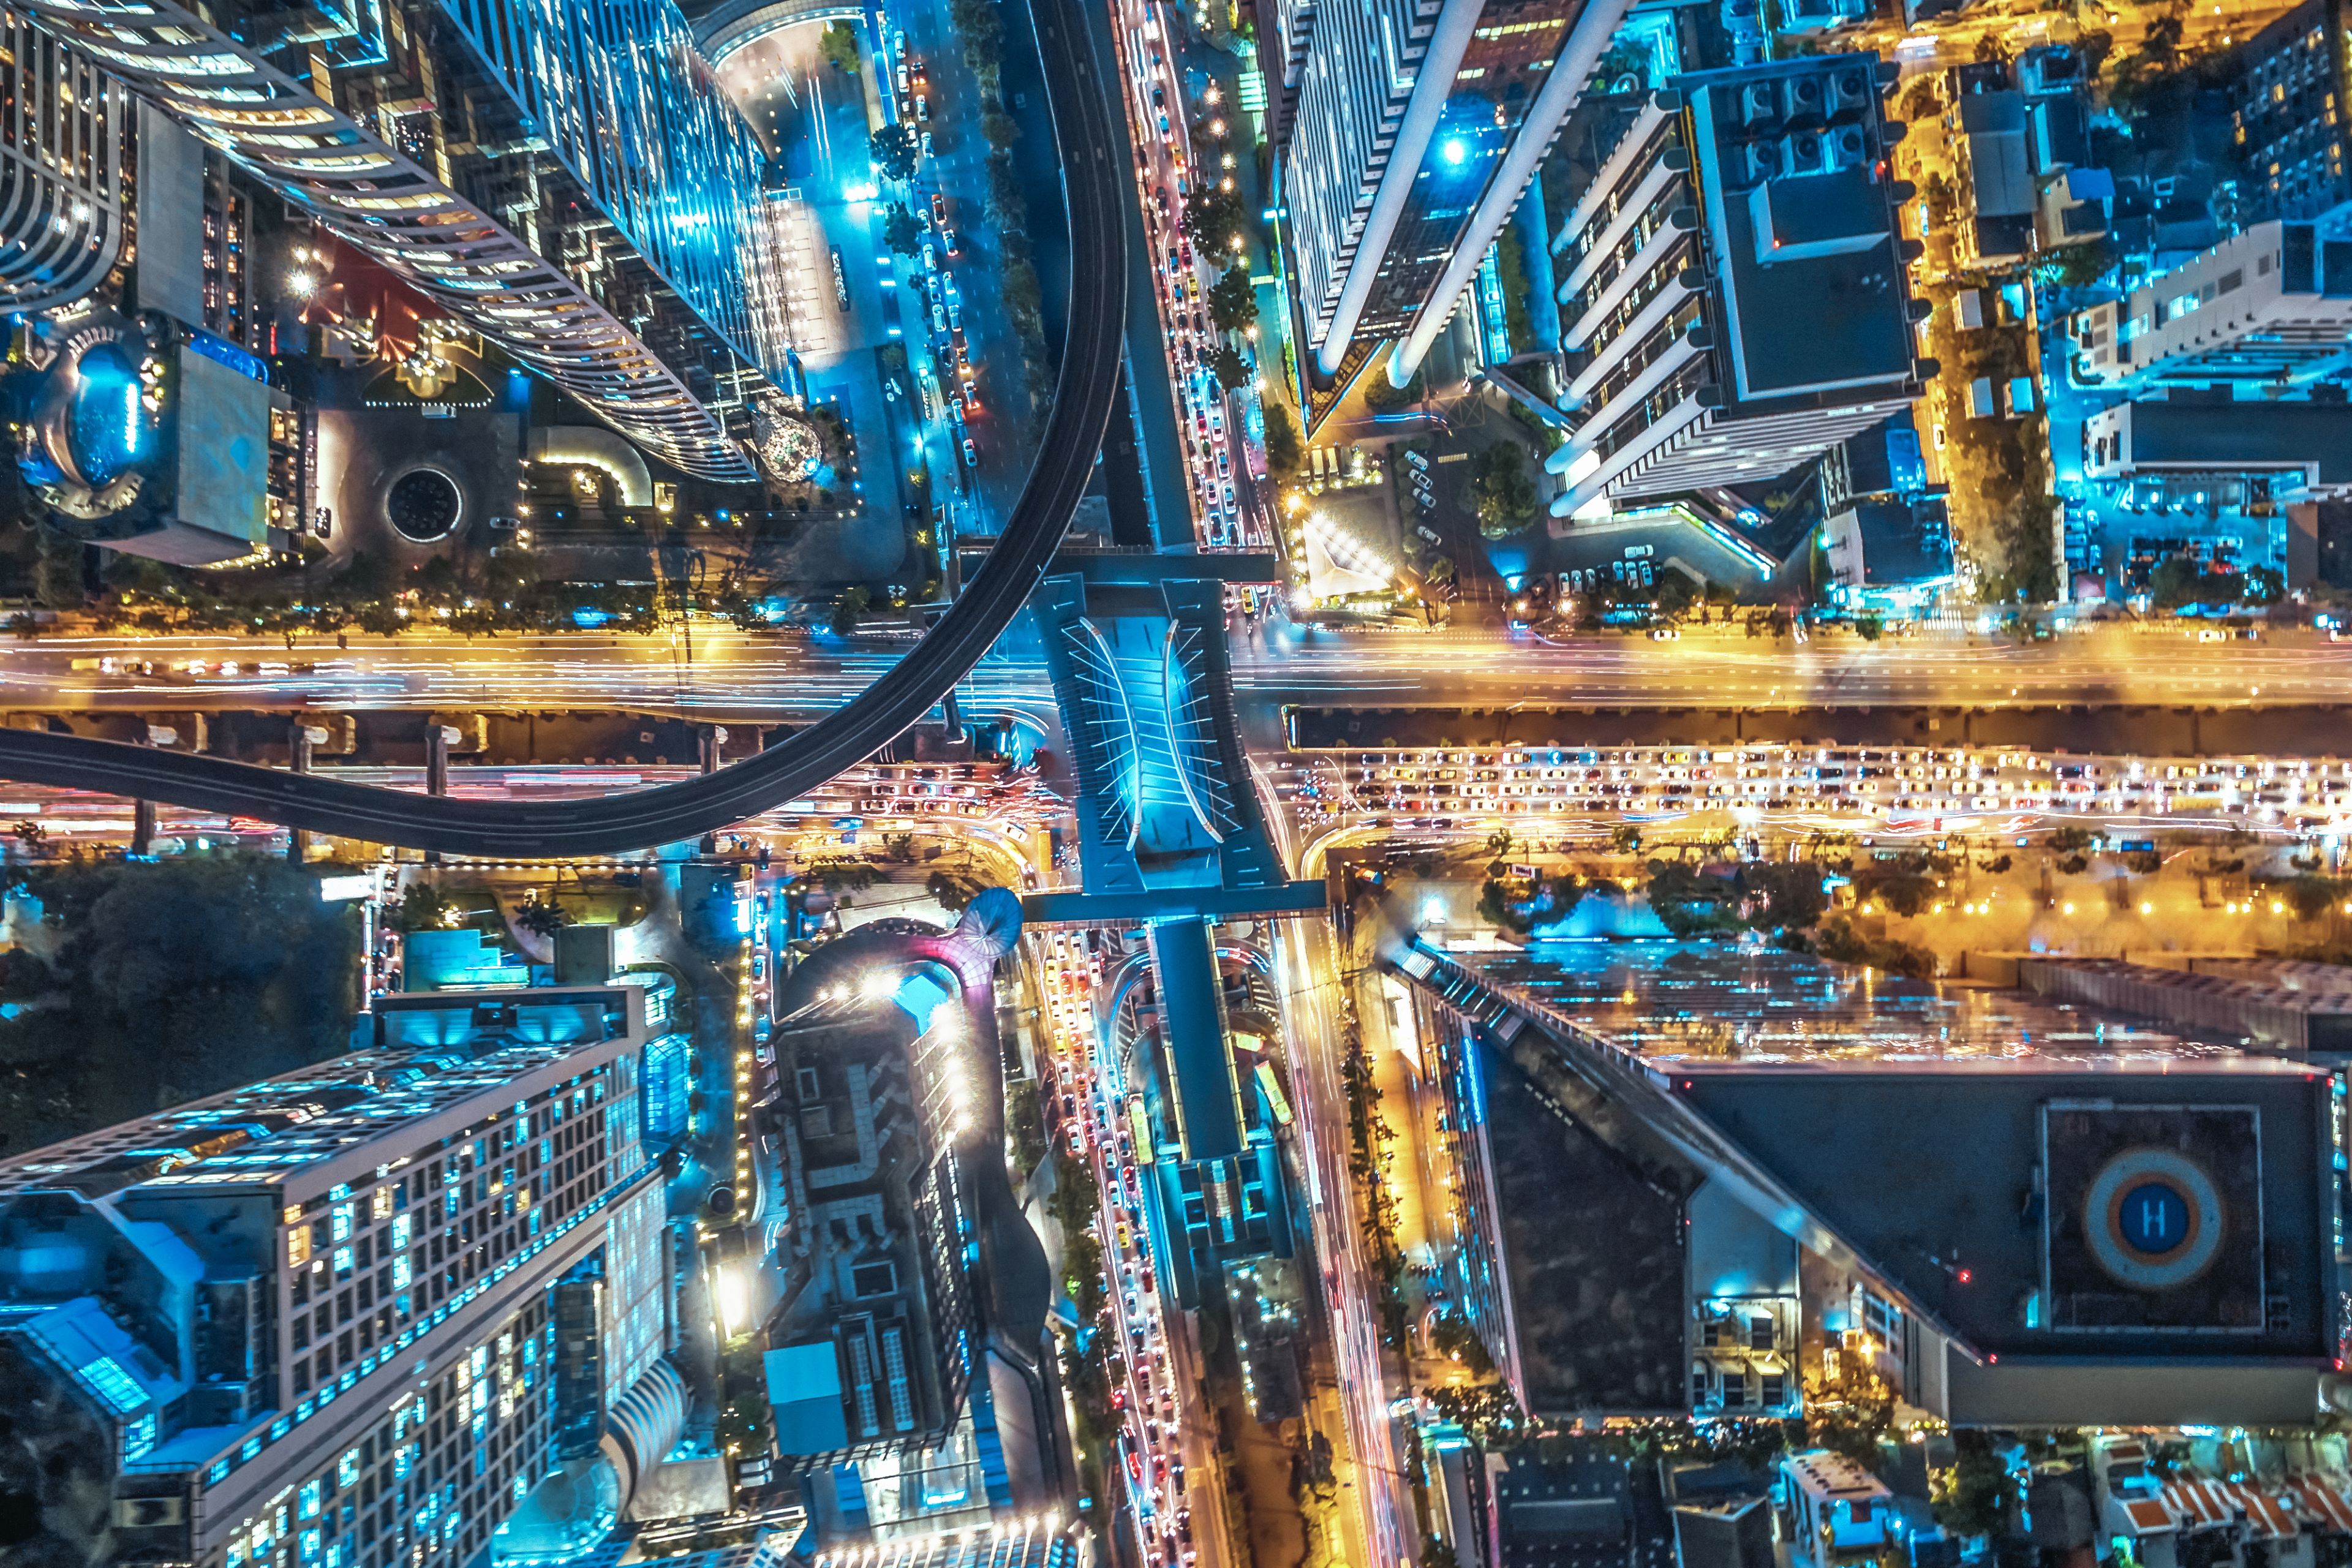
1280, 0, 1630, 402
11, 0, 782, 478
0, 4, 126, 312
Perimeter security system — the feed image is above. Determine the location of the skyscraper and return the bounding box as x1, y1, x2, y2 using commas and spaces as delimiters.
1542, 56, 1927, 519
0, 5, 127, 313
1278, 0, 1634, 408
0, 983, 680, 1567
12, 0, 784, 479
1395, 938, 2337, 1428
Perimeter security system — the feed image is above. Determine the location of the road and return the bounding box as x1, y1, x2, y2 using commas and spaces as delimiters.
1031, 928, 1231, 1568
0, 0, 1126, 859
1270, 903, 1414, 1568
11, 620, 2352, 720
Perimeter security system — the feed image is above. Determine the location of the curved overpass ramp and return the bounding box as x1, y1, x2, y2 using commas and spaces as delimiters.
0, 0, 1125, 859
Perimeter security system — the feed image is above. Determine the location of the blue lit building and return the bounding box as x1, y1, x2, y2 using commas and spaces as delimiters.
15, 0, 786, 478
0, 984, 683, 1567
1277, 0, 1639, 414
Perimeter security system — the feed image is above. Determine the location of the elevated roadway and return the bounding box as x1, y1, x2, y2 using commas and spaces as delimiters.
0, 0, 1126, 858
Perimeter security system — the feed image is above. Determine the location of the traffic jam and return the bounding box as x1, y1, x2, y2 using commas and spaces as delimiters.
1110, 0, 1243, 546
1031, 929, 1202, 1568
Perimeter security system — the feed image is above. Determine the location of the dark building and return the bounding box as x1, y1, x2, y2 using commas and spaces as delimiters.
1395, 938, 2339, 1428
2228, 0, 2351, 229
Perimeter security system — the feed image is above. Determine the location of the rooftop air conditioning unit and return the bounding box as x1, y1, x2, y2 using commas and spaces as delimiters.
1783, 132, 1825, 175
1741, 80, 1779, 126
1830, 67, 1874, 116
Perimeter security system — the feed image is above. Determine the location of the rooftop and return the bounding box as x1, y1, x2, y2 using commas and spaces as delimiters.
1678, 58, 1917, 408
2092, 398, 2352, 487
0, 989, 638, 1202
1439, 939, 2280, 1073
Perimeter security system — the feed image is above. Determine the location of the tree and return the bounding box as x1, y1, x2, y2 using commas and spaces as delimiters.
1362, 370, 1425, 415
1467, 442, 1538, 539
1262, 399, 1303, 476
1209, 345, 1251, 391
32, 527, 84, 611
1182, 179, 1248, 259
2244, 564, 2285, 605
881, 202, 924, 257
819, 20, 861, 73
0, 856, 360, 1148
9, 821, 42, 857
872, 122, 921, 183
1207, 266, 1256, 334
515, 900, 570, 938
831, 584, 872, 636
390, 880, 454, 933
2034, 237, 2115, 292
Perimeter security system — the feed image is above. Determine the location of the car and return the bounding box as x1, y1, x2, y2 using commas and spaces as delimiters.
2196, 627, 2228, 642
921, 130, 933, 157
940, 226, 959, 255
1649, 627, 1680, 641
931, 192, 948, 226
962, 436, 979, 467
915, 94, 929, 120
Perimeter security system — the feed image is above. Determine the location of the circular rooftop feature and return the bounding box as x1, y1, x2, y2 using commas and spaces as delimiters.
385, 467, 462, 542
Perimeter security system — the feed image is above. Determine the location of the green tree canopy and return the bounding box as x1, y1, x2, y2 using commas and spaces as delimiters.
881, 202, 924, 257
872, 122, 921, 183
1207, 266, 1256, 334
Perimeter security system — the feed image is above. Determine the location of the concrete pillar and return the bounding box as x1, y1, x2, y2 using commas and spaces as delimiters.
698, 726, 720, 856
287, 721, 314, 864
424, 723, 450, 867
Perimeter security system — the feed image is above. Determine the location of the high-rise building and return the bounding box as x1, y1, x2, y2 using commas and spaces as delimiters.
2068, 221, 2352, 387
0, 4, 127, 312
1394, 938, 2337, 1428
1277, 0, 1637, 406
1542, 56, 1928, 520
12, 0, 785, 479
2228, 0, 2349, 231
0, 983, 680, 1567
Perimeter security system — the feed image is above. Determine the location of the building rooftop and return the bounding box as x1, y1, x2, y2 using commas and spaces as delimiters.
2091, 398, 2352, 489
1678, 58, 1917, 409
1440, 939, 2278, 1072
1410, 939, 2335, 1398
0, 989, 638, 1203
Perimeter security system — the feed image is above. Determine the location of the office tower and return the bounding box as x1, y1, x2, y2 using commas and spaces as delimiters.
1394, 939, 2336, 1427
0, 984, 679, 1567
2229, 0, 2350, 230
1543, 56, 1928, 520
0, 5, 126, 312
13, 0, 785, 479
2069, 221, 2352, 387
1279, 0, 1637, 401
